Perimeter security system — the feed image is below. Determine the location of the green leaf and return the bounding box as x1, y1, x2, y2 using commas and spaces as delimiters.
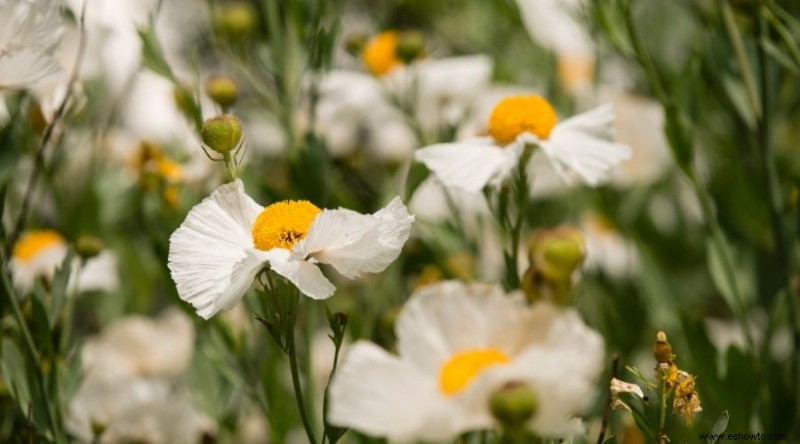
0, 338, 32, 416
617, 391, 657, 441
760, 37, 800, 75
707, 411, 729, 444
137, 28, 175, 81
721, 75, 757, 129
705, 234, 750, 314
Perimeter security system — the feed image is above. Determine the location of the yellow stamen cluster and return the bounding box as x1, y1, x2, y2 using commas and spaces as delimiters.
673, 371, 702, 425
439, 348, 510, 395
251, 200, 322, 251
361, 31, 401, 76
487, 95, 558, 145
13, 230, 65, 262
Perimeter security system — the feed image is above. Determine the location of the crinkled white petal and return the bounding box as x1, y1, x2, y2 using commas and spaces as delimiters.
9, 244, 68, 294
294, 198, 414, 279
415, 139, 522, 193
328, 341, 444, 442
540, 103, 632, 186
395, 281, 527, 374
263, 249, 336, 300
168, 180, 263, 319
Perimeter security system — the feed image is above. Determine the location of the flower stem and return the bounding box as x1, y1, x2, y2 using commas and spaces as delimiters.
287, 293, 317, 444
0, 266, 64, 442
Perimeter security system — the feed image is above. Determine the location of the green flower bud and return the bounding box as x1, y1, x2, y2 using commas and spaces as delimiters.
489, 382, 538, 430
395, 31, 425, 64
529, 227, 586, 283
201, 115, 243, 155
344, 33, 367, 56
205, 75, 238, 110
75, 235, 104, 260
214, 2, 258, 43
173, 85, 198, 119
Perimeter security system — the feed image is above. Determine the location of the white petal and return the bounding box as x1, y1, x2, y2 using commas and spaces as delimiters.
415, 139, 520, 193
541, 104, 632, 186
264, 249, 336, 300
295, 198, 414, 279
168, 181, 264, 319
10, 244, 68, 294
328, 341, 441, 442
395, 281, 526, 374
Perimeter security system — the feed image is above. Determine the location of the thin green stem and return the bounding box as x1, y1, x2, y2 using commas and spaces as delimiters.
720, 0, 762, 121
287, 294, 317, 444
0, 267, 64, 442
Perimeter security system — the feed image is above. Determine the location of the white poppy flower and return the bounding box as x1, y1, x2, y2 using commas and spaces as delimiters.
168, 180, 414, 319
0, 0, 64, 90
415, 95, 632, 193
10, 230, 121, 295
328, 281, 605, 441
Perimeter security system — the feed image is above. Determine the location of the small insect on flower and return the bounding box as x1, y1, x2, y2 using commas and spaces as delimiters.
168, 180, 414, 319
415, 95, 632, 193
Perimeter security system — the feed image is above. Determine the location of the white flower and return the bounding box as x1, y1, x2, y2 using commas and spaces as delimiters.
10, 230, 121, 295
415, 95, 632, 193
515, 0, 592, 57
328, 281, 605, 441
168, 180, 414, 319
66, 309, 209, 443
581, 213, 638, 278
0, 0, 64, 90
81, 309, 195, 383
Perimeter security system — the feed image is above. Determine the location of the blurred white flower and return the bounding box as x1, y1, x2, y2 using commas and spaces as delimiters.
67, 309, 209, 443
0, 0, 64, 90
416, 95, 631, 193
581, 213, 638, 278
10, 229, 122, 295
312, 69, 416, 160
67, 377, 213, 444
168, 180, 414, 318
610, 94, 673, 187
515, 0, 594, 95
329, 281, 605, 441
81, 309, 195, 382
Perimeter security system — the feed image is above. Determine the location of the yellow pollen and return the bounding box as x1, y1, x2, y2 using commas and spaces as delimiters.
362, 31, 401, 76
13, 230, 66, 262
487, 95, 558, 145
252, 200, 322, 251
157, 159, 182, 183
439, 348, 510, 396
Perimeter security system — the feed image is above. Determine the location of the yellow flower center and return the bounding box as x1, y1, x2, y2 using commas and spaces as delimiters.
362, 31, 401, 76
13, 230, 65, 262
157, 159, 182, 183
439, 348, 510, 396
487, 95, 558, 145
251, 200, 322, 251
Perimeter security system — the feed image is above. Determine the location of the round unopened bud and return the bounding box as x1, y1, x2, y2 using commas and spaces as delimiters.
653, 330, 673, 365
75, 235, 104, 260
214, 2, 258, 42
344, 34, 367, 56
529, 227, 586, 282
395, 31, 425, 64
201, 115, 243, 154
489, 382, 538, 430
206, 75, 238, 109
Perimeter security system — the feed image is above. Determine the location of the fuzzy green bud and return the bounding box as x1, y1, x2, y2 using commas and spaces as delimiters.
653, 331, 674, 365
201, 115, 243, 154
489, 382, 538, 430
75, 235, 104, 260
214, 2, 258, 42
529, 227, 586, 282
395, 31, 425, 64
173, 85, 197, 119
344, 34, 367, 56
205, 75, 238, 110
